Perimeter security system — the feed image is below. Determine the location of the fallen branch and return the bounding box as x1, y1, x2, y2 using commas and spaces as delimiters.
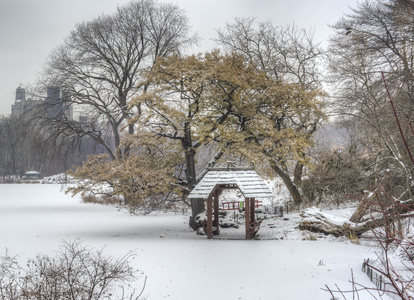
299, 210, 414, 237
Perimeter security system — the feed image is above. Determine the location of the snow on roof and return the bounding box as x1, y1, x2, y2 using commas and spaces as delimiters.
188, 169, 275, 199
25, 171, 41, 175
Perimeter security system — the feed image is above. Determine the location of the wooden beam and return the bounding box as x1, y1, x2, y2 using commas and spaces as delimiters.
217, 184, 239, 189
245, 197, 250, 239
213, 188, 220, 235
207, 193, 213, 239
207, 167, 254, 171
250, 197, 255, 224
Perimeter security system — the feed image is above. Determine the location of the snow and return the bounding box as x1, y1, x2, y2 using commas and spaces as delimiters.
301, 206, 355, 227
0, 184, 393, 299
188, 169, 275, 199
24, 171, 41, 175
41, 173, 78, 184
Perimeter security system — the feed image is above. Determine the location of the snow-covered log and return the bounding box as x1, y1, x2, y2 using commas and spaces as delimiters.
299, 207, 414, 237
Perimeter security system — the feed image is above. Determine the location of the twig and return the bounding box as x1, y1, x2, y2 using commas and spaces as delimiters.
381, 71, 414, 166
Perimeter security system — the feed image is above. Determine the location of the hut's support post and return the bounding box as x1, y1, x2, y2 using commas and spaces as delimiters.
207, 194, 213, 239
213, 188, 220, 235
245, 197, 258, 239
245, 197, 251, 239
250, 197, 256, 224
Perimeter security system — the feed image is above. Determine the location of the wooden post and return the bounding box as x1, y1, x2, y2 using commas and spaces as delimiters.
250, 198, 255, 224
213, 188, 220, 235
207, 194, 213, 239
245, 197, 250, 239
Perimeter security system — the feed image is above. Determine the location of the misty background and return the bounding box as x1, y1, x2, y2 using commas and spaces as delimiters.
0, 0, 358, 116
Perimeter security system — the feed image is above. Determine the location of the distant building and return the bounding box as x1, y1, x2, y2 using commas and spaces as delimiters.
15, 86, 25, 101
45, 86, 73, 120
11, 86, 43, 117
61, 90, 73, 120
45, 86, 62, 118
23, 171, 42, 180
10, 85, 72, 120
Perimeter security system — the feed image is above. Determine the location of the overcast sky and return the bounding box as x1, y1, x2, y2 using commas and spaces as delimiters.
0, 0, 359, 116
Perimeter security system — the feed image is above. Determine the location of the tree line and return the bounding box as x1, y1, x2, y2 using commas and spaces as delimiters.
3, 0, 413, 229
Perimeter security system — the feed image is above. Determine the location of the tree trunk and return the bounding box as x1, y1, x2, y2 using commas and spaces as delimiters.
182, 122, 204, 230
189, 198, 205, 230
293, 161, 304, 185
349, 191, 373, 223
300, 200, 414, 237
185, 145, 200, 229
300, 214, 413, 237
349, 200, 371, 223
188, 148, 225, 230
269, 160, 303, 205
195, 148, 224, 185
183, 122, 197, 191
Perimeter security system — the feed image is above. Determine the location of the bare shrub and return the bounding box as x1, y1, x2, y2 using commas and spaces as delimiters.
3, 178, 19, 184
0, 240, 146, 300
325, 191, 414, 299
324, 71, 414, 298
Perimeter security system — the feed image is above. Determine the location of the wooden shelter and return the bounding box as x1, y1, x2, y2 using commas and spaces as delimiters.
188, 165, 275, 239
24, 171, 42, 180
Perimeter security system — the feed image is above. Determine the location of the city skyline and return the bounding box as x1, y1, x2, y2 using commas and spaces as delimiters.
10, 85, 73, 120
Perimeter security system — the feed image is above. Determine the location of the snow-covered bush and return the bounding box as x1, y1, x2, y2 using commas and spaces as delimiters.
41, 173, 78, 184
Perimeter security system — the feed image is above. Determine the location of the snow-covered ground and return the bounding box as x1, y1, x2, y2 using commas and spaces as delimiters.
0, 184, 390, 299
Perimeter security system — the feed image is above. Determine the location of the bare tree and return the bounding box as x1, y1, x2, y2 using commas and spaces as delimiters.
37, 0, 196, 160
217, 17, 324, 90
331, 0, 414, 105
328, 0, 414, 201
0, 115, 79, 178
0, 116, 27, 176
216, 18, 326, 205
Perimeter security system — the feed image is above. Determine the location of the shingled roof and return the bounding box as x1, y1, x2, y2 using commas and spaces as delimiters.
188, 168, 275, 199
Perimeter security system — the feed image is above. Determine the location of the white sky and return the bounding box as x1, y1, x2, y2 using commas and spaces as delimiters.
0, 0, 359, 116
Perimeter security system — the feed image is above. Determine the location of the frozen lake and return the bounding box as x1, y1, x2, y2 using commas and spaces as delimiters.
0, 184, 381, 299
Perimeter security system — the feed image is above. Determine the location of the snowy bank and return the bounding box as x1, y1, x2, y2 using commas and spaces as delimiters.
0, 184, 391, 299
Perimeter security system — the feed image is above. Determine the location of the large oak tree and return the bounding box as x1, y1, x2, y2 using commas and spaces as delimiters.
216, 18, 326, 204
131, 51, 323, 222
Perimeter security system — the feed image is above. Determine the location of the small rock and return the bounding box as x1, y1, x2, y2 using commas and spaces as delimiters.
196, 229, 206, 236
